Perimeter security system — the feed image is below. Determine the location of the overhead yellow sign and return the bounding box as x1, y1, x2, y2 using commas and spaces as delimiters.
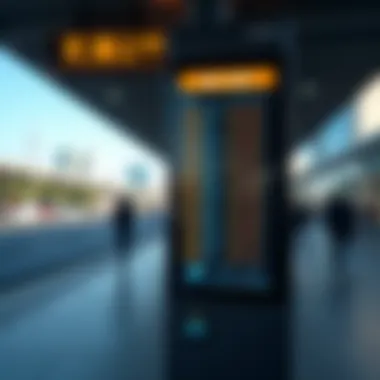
59, 30, 168, 70
177, 65, 280, 95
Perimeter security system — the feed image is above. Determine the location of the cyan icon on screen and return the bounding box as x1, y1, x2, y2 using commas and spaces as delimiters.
185, 262, 206, 283
183, 316, 208, 340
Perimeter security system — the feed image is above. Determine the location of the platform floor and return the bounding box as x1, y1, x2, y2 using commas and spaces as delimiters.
0, 240, 167, 380
1, 221, 380, 380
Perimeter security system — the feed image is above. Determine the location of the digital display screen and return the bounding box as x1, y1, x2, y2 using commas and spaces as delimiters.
59, 30, 168, 70
181, 103, 262, 261
226, 105, 262, 266
176, 62, 283, 293
176, 65, 280, 95
182, 105, 202, 263
179, 99, 268, 291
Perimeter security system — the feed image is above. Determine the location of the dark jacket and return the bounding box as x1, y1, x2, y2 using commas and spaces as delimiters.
325, 199, 355, 242
114, 200, 133, 248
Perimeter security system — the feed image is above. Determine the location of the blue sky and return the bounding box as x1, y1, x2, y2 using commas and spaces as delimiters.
0, 46, 168, 187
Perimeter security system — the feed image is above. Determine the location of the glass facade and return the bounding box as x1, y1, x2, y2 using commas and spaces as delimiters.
316, 104, 355, 163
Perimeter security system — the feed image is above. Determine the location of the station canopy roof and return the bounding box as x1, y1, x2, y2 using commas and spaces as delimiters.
3, 2, 380, 156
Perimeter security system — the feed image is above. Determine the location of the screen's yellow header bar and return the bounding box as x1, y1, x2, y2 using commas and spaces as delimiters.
177, 65, 280, 95
59, 30, 168, 70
